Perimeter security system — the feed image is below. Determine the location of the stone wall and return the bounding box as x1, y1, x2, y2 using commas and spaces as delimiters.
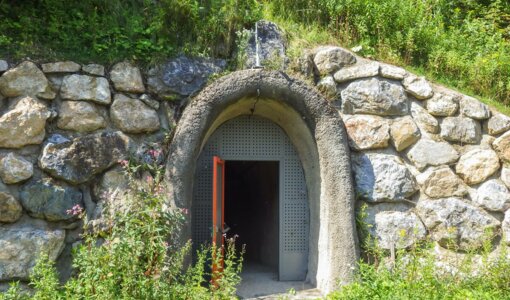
1, 21, 510, 287
0, 57, 225, 287
306, 46, 510, 256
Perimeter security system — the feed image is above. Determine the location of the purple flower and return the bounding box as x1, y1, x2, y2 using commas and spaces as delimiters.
66, 204, 84, 216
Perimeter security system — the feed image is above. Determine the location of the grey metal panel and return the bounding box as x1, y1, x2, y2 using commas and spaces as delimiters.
192, 116, 309, 280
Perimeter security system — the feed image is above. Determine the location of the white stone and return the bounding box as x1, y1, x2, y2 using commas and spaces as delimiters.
110, 61, 145, 93
82, 64, 105, 76
0, 61, 54, 99
373, 211, 426, 249
390, 116, 420, 151
0, 60, 8, 72
0, 96, 51, 148
493, 131, 510, 163
410, 101, 438, 133
440, 117, 481, 144
110, 94, 160, 133
416, 198, 500, 250
475, 179, 510, 212
455, 149, 500, 185
0, 153, 33, 184
340, 78, 409, 116
487, 113, 510, 135
41, 61, 81, 73
379, 63, 407, 80
503, 211, 510, 244
333, 61, 379, 83
344, 115, 390, 150
313, 46, 356, 75
60, 74, 111, 104
460, 96, 490, 120
57, 101, 106, 132
402, 75, 433, 100
501, 166, 510, 189
351, 152, 418, 202
316, 75, 337, 100
0, 222, 65, 280
407, 138, 459, 170
426, 92, 459, 116
416, 166, 467, 198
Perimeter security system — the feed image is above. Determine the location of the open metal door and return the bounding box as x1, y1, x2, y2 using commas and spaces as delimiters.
211, 156, 225, 279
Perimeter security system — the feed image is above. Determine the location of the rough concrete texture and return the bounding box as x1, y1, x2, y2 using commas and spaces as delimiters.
165, 69, 358, 293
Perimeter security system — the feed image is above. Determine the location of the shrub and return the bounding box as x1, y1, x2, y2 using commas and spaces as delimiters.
0, 152, 244, 300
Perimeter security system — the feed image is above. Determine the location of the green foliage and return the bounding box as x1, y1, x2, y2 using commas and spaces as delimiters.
328, 210, 510, 300
267, 0, 510, 105
0, 0, 262, 64
0, 153, 243, 300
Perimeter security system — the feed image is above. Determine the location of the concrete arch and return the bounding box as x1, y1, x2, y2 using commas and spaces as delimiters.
165, 69, 358, 293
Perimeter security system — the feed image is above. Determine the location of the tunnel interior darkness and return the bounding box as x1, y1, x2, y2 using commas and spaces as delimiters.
224, 160, 279, 271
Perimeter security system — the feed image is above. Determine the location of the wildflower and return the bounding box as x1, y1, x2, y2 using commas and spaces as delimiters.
162, 241, 169, 248
181, 208, 189, 215
148, 149, 162, 159
66, 204, 84, 216
118, 159, 129, 167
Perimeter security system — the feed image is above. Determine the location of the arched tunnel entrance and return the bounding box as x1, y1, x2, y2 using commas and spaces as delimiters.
165, 70, 359, 294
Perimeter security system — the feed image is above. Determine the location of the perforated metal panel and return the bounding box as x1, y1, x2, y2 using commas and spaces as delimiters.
192, 116, 309, 280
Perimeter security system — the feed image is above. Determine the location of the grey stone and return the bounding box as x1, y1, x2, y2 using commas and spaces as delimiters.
57, 100, 106, 132
372, 211, 426, 249
455, 149, 500, 185
0, 60, 8, 72
0, 61, 54, 99
110, 61, 145, 93
402, 75, 433, 100
493, 131, 510, 163
41, 61, 81, 73
313, 46, 355, 75
426, 92, 459, 116
501, 166, 510, 189
92, 168, 131, 222
344, 115, 389, 150
333, 61, 379, 83
351, 152, 418, 202
475, 179, 510, 212
82, 64, 105, 76
60, 74, 111, 104
460, 96, 490, 120
20, 178, 83, 221
416, 166, 467, 198
416, 198, 500, 250
46, 134, 70, 145
390, 116, 420, 151
488, 113, 510, 135
0, 221, 65, 280
39, 131, 131, 184
0, 192, 22, 223
147, 55, 226, 97
379, 64, 407, 80
0, 153, 33, 184
407, 138, 459, 170
410, 101, 439, 133
340, 78, 409, 116
110, 94, 160, 133
316, 75, 337, 100
139, 94, 160, 110
503, 211, 510, 244
244, 20, 287, 69
440, 116, 481, 144
0, 96, 51, 148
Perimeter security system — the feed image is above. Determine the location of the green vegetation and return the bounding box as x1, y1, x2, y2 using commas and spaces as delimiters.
329, 204, 510, 300
0, 153, 243, 300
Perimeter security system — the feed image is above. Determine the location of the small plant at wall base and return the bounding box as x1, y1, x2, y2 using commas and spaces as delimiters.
0, 154, 244, 300
329, 210, 510, 300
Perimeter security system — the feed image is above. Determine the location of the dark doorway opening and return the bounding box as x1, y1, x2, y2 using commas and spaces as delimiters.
225, 160, 279, 272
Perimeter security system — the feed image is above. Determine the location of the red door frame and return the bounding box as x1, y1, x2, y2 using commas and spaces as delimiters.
212, 156, 225, 282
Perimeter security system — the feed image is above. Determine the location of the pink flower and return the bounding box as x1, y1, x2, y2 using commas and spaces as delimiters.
66, 204, 84, 216
148, 149, 162, 159
181, 208, 189, 215
118, 159, 129, 167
